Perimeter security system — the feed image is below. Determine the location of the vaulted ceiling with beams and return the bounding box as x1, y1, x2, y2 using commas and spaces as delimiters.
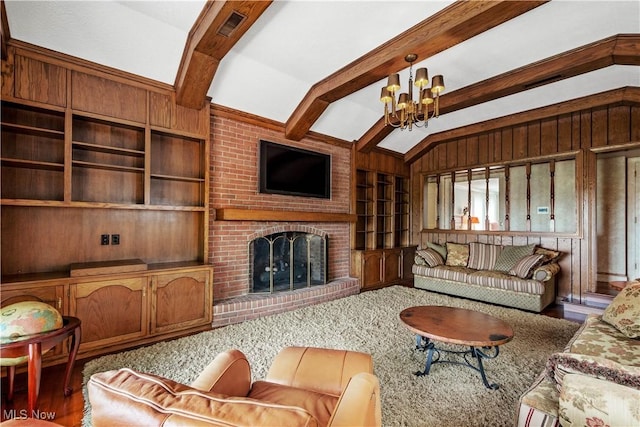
2, 1, 639, 160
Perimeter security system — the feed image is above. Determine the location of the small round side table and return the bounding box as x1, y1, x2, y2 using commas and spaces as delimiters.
0, 316, 81, 416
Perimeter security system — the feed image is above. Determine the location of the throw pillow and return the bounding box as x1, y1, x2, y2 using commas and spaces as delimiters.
509, 254, 545, 279
426, 242, 447, 261
602, 283, 640, 339
414, 254, 427, 266
467, 242, 501, 270
416, 248, 444, 268
445, 243, 469, 267
493, 244, 536, 272
535, 247, 562, 264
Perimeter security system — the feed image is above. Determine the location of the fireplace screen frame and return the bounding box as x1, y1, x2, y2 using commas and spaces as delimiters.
249, 232, 328, 294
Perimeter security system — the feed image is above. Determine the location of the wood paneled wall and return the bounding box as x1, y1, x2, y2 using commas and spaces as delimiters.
410, 101, 640, 303
354, 146, 409, 176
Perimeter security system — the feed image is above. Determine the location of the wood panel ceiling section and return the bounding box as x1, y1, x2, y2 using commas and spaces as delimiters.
283, 0, 548, 142
405, 86, 640, 165
175, 0, 272, 109
402, 34, 640, 163
358, 34, 640, 154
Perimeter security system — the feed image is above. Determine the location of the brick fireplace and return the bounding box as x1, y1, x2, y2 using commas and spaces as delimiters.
208, 113, 359, 328
250, 227, 327, 293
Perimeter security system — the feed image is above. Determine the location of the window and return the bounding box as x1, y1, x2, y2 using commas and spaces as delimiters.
423, 157, 577, 233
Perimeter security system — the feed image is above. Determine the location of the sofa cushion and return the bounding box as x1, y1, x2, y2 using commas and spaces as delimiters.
249, 381, 338, 427
416, 248, 444, 267
509, 254, 545, 279
88, 369, 320, 427
467, 270, 546, 295
426, 242, 448, 261
493, 244, 536, 272
602, 283, 640, 339
467, 242, 500, 270
566, 315, 640, 366
558, 374, 640, 427
445, 243, 469, 267
412, 265, 475, 283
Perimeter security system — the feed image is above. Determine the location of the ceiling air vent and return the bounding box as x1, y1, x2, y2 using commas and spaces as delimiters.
217, 11, 246, 37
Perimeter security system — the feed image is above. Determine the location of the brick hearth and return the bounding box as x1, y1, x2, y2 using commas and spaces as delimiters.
212, 278, 359, 328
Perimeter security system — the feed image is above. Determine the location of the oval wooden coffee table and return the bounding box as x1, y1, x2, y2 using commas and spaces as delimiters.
400, 305, 514, 389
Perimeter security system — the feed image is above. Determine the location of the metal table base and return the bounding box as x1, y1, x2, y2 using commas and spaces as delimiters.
413, 335, 501, 390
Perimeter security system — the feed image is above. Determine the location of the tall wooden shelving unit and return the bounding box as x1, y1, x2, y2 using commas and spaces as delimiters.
1, 43, 213, 363
352, 164, 415, 290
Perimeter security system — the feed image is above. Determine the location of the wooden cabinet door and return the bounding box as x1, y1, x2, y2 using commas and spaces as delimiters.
360, 251, 383, 289
70, 277, 147, 352
0, 283, 66, 313
150, 269, 212, 334
383, 249, 401, 283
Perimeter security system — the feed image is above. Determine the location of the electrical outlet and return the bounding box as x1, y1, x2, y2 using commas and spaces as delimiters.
111, 234, 120, 245
101, 234, 110, 245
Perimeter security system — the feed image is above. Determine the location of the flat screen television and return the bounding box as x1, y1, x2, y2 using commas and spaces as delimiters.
259, 140, 331, 199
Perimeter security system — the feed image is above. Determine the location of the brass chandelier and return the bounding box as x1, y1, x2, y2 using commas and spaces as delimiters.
380, 54, 445, 131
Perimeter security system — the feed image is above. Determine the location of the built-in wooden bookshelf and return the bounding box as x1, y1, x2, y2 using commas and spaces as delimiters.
1, 42, 212, 363
352, 167, 414, 290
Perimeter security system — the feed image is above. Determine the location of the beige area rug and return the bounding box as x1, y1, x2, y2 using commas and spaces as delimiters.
82, 286, 580, 427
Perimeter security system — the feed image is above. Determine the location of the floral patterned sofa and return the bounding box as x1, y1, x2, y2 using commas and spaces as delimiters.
413, 242, 560, 312
516, 283, 640, 427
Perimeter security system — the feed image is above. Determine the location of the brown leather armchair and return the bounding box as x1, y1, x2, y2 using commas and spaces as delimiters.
88, 346, 381, 427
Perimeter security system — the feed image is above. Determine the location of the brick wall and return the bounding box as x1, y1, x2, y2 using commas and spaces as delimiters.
208, 114, 355, 317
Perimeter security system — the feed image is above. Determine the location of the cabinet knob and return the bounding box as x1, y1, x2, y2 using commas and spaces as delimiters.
57, 297, 62, 310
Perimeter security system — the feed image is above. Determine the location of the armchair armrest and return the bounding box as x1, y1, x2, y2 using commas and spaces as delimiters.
328, 372, 381, 427
190, 348, 251, 396
266, 346, 374, 397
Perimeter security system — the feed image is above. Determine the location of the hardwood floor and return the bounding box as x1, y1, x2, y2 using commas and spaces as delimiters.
0, 301, 582, 427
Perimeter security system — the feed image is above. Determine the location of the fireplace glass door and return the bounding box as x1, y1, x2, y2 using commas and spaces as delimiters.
250, 232, 327, 293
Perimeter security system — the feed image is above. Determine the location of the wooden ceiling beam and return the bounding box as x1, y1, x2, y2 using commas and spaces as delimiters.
284, 0, 547, 141
175, 0, 271, 109
437, 34, 640, 114
1, 0, 10, 60
398, 34, 640, 161
404, 86, 640, 164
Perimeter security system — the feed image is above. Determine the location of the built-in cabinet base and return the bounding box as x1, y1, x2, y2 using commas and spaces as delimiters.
1, 262, 213, 365
351, 246, 416, 290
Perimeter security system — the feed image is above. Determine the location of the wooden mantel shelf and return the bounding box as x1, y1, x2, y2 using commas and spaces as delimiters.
215, 208, 356, 222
